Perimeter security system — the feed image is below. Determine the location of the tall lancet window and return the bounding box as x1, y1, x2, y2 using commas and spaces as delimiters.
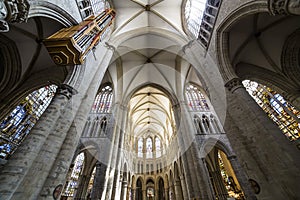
138, 138, 143, 158
243, 80, 300, 141
62, 152, 85, 197
0, 85, 57, 159
155, 137, 161, 158
146, 137, 153, 158
91, 85, 113, 113
185, 83, 209, 111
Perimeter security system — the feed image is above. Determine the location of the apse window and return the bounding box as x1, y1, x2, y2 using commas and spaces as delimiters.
184, 0, 221, 47
0, 85, 57, 160
243, 80, 300, 141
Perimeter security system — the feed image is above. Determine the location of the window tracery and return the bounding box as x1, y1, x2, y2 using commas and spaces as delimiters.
91, 85, 113, 113
243, 80, 300, 141
0, 85, 57, 159
186, 84, 209, 111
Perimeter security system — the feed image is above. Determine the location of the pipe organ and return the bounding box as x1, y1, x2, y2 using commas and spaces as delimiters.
43, 9, 115, 65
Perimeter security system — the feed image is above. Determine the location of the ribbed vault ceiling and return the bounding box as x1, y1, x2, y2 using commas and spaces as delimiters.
129, 86, 174, 141
111, 0, 186, 38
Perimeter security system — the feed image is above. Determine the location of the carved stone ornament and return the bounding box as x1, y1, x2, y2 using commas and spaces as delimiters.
225, 78, 243, 92
5, 0, 30, 23
269, 0, 288, 15
0, 0, 8, 32
57, 84, 78, 99
269, 0, 300, 15
0, 0, 29, 32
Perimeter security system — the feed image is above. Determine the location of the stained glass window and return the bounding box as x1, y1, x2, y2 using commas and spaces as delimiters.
62, 152, 85, 197
155, 137, 161, 158
91, 85, 113, 113
87, 166, 96, 196
138, 138, 143, 157
186, 84, 209, 111
218, 151, 244, 199
146, 137, 153, 158
0, 85, 57, 159
243, 80, 300, 141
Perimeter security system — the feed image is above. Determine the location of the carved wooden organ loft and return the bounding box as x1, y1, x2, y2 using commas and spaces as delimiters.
44, 9, 116, 65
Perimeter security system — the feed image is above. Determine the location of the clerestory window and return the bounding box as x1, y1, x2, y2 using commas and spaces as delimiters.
91, 85, 113, 113
185, 83, 209, 111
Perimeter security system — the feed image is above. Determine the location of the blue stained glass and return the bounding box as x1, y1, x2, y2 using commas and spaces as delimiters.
0, 85, 57, 159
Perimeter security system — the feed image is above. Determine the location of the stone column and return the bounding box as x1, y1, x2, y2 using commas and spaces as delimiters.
91, 162, 107, 200
39, 46, 114, 200
179, 175, 188, 200
190, 143, 214, 200
225, 78, 300, 199
121, 181, 128, 200
227, 155, 257, 200
104, 104, 127, 199
142, 189, 147, 200
13, 100, 78, 200
0, 84, 76, 200
174, 180, 183, 200
131, 189, 136, 200
164, 187, 169, 200
74, 175, 88, 199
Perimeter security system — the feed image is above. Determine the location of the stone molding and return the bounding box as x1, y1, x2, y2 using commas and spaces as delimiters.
268, 0, 300, 15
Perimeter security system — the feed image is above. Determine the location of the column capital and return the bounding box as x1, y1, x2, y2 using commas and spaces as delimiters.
227, 155, 237, 160
225, 78, 243, 93
0, 0, 30, 32
268, 0, 300, 15
57, 84, 78, 99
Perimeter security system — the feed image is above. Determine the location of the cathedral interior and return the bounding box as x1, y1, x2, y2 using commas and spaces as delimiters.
0, 0, 299, 200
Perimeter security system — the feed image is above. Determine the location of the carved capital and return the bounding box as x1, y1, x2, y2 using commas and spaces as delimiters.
56, 84, 78, 99
225, 78, 243, 93
0, 0, 30, 32
269, 0, 300, 15
269, 0, 288, 15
